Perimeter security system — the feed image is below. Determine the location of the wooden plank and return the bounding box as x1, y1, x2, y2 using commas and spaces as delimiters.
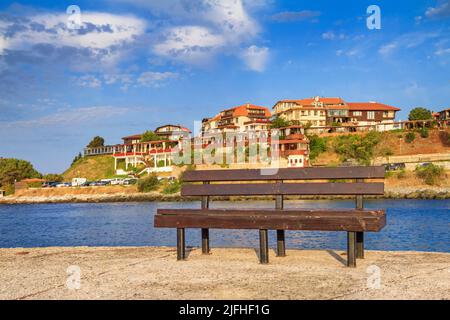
157, 208, 385, 217
347, 231, 356, 267
154, 210, 386, 232
181, 182, 384, 196
181, 166, 385, 182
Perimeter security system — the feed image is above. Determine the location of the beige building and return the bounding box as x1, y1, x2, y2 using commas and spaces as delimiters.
273, 96, 400, 130
272, 97, 346, 127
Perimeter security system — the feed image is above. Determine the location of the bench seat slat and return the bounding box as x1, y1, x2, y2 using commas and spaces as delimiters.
181, 182, 384, 196
155, 209, 386, 232
182, 166, 385, 182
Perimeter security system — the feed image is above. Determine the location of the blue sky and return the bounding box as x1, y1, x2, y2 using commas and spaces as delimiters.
0, 0, 449, 173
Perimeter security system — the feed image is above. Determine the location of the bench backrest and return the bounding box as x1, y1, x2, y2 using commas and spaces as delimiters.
181, 166, 385, 197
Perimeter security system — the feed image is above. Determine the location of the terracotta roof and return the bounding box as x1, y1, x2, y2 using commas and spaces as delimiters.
224, 103, 271, 117
347, 102, 400, 111
155, 124, 191, 133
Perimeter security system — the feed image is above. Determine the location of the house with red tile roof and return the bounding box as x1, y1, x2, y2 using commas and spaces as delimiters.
273, 96, 400, 129
202, 103, 271, 134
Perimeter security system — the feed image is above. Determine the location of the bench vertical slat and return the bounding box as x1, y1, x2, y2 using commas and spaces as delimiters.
177, 228, 186, 261
201, 181, 210, 255
347, 231, 356, 267
275, 181, 286, 257
356, 178, 364, 259
259, 229, 269, 264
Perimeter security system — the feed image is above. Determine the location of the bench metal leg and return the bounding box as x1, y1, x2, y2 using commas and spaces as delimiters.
201, 228, 210, 254
177, 228, 186, 261
356, 232, 364, 259
347, 231, 356, 267
259, 229, 269, 264
276, 230, 286, 257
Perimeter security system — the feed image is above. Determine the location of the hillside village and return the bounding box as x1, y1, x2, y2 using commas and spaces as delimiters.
82, 96, 449, 174
1, 96, 449, 199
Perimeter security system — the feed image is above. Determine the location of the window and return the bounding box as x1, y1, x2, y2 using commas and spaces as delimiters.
367, 111, 375, 120
353, 111, 362, 116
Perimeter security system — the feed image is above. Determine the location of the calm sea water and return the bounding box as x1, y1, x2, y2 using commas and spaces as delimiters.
0, 200, 448, 252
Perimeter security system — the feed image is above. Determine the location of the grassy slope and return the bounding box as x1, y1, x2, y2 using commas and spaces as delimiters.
313, 128, 450, 166
63, 155, 116, 181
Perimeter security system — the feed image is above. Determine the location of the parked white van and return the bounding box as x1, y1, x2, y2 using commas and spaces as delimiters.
72, 178, 87, 187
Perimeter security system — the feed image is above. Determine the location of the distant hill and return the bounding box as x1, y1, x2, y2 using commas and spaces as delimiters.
63, 155, 116, 181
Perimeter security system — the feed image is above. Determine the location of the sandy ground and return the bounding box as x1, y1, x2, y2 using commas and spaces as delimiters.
0, 246, 449, 300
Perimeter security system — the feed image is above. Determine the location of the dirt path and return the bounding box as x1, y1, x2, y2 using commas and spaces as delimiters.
0, 247, 448, 300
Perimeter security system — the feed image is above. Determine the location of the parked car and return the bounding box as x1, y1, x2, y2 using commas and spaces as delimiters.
419, 162, 432, 167
123, 178, 137, 185
56, 182, 71, 188
89, 181, 108, 186
383, 163, 406, 171
42, 181, 59, 188
110, 178, 124, 185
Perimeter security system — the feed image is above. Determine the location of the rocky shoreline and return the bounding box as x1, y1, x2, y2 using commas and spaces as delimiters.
0, 186, 449, 204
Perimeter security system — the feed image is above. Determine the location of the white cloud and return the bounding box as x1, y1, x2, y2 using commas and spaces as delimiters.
75, 75, 102, 88
379, 43, 398, 56
0, 36, 6, 55
0, 11, 146, 70
435, 48, 450, 55
322, 31, 345, 40
241, 45, 269, 72
147, 0, 262, 69
153, 26, 225, 64
378, 32, 440, 56
137, 71, 179, 87
425, 1, 450, 18
4, 106, 128, 127
2, 12, 145, 51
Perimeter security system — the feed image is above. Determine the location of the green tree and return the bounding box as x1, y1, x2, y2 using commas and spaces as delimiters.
141, 130, 160, 142
270, 115, 291, 129
333, 132, 381, 165
87, 136, 105, 148
408, 107, 432, 121
71, 152, 83, 166
308, 135, 327, 160
0, 158, 41, 186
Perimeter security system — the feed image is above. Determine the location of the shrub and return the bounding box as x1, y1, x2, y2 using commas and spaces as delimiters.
405, 132, 416, 143
43, 174, 64, 182
333, 131, 381, 165
308, 135, 327, 160
418, 127, 429, 138
162, 180, 181, 194
397, 169, 407, 179
137, 174, 159, 192
415, 164, 445, 185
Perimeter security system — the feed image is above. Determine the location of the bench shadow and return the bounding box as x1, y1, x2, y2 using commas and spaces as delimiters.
326, 250, 347, 266
185, 246, 196, 259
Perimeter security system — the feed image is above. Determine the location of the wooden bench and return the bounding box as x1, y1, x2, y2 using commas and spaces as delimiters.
154, 166, 386, 267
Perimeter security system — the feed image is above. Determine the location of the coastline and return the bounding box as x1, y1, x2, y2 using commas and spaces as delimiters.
1, 246, 449, 299
0, 186, 449, 204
